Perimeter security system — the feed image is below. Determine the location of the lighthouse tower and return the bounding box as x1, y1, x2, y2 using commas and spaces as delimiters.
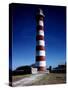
35, 9, 46, 71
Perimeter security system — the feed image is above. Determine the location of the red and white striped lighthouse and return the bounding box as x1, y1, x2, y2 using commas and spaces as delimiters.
35, 9, 46, 71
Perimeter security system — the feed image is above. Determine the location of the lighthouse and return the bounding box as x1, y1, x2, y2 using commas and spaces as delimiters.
35, 9, 46, 71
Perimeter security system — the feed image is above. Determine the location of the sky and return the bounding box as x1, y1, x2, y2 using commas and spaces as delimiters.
10, 3, 66, 70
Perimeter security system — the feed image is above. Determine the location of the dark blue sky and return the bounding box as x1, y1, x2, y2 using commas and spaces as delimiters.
11, 3, 66, 70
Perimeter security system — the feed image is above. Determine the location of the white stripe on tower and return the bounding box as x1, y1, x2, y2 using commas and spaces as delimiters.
36, 8, 46, 71
37, 30, 44, 36
37, 40, 45, 46
36, 61, 46, 67
36, 50, 45, 56
39, 20, 44, 26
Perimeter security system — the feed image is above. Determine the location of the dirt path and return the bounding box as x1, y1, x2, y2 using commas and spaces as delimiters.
12, 73, 45, 86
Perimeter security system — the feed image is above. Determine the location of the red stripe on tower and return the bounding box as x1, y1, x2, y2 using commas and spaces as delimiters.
35, 9, 46, 71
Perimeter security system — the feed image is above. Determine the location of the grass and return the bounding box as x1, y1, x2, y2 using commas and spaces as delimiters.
12, 74, 31, 82
29, 73, 66, 85
12, 73, 66, 86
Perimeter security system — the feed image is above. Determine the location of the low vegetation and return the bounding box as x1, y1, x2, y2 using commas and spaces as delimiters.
29, 73, 66, 85
12, 74, 31, 82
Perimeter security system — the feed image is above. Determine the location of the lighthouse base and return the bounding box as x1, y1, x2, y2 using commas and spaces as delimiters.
38, 67, 45, 71
38, 69, 49, 74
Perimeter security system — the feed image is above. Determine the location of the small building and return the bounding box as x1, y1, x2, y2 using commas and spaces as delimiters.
31, 67, 38, 74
